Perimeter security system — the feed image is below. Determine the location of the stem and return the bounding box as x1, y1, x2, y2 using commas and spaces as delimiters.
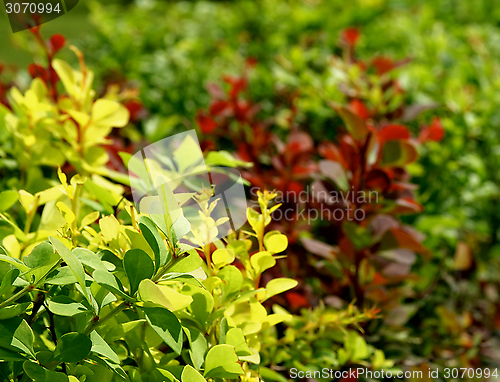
82, 301, 127, 336
0, 285, 32, 310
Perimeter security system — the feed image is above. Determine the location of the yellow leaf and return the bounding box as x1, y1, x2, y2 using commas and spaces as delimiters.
56, 201, 75, 224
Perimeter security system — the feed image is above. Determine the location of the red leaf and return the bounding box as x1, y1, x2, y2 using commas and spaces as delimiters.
49, 34, 65, 55
28, 63, 48, 82
196, 111, 218, 134
342, 27, 360, 46
372, 56, 394, 75
124, 100, 146, 122
286, 292, 309, 309
419, 117, 445, 142
378, 124, 410, 144
379, 228, 428, 255
349, 99, 370, 119
209, 100, 230, 116
319, 142, 349, 169
223, 75, 247, 98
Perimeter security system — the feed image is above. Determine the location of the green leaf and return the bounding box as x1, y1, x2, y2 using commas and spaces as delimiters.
0, 268, 20, 295
184, 327, 207, 370
218, 266, 243, 301
49, 237, 90, 304
123, 249, 154, 295
0, 347, 27, 361
225, 328, 252, 356
0, 254, 29, 273
181, 284, 213, 328
73, 248, 110, 272
0, 190, 18, 212
0, 317, 35, 358
181, 365, 206, 382
380, 140, 418, 167
47, 296, 89, 317
335, 105, 369, 141
23, 361, 69, 382
168, 252, 203, 273
90, 330, 120, 364
250, 251, 276, 275
212, 248, 235, 269
92, 270, 135, 302
138, 215, 170, 270
54, 332, 92, 363
342, 222, 372, 250
344, 331, 369, 361
205, 151, 252, 168
203, 344, 244, 379
263, 231, 288, 254
0, 302, 31, 320
262, 278, 298, 301
142, 306, 183, 354
23, 242, 60, 284
91, 99, 129, 128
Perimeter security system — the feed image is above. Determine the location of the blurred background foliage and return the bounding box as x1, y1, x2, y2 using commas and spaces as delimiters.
2, 0, 500, 379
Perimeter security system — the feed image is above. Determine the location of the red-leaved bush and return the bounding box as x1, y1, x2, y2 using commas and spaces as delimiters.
197, 28, 445, 313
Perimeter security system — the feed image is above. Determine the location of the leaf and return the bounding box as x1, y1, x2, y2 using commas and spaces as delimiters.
342, 222, 372, 250
0, 254, 29, 273
212, 248, 235, 269
0, 302, 30, 320
0, 347, 27, 361
380, 140, 418, 167
181, 365, 206, 382
138, 215, 170, 271
99, 215, 120, 241
378, 124, 410, 143
0, 317, 35, 358
225, 328, 252, 356
142, 306, 183, 354
91, 99, 129, 128
0, 268, 20, 296
92, 270, 134, 301
23, 361, 69, 382
47, 296, 89, 317
453, 241, 473, 270
205, 151, 252, 168
0, 190, 18, 212
184, 327, 207, 370
90, 330, 120, 364
263, 231, 288, 254
344, 331, 369, 361
379, 228, 428, 255
168, 252, 203, 273
263, 278, 298, 301
218, 266, 243, 301
23, 242, 60, 284
73, 248, 110, 272
250, 251, 276, 275
319, 160, 350, 191
53, 332, 92, 363
138, 279, 174, 310
49, 237, 90, 304
203, 344, 244, 379
335, 105, 369, 141
182, 284, 214, 328
123, 249, 154, 295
